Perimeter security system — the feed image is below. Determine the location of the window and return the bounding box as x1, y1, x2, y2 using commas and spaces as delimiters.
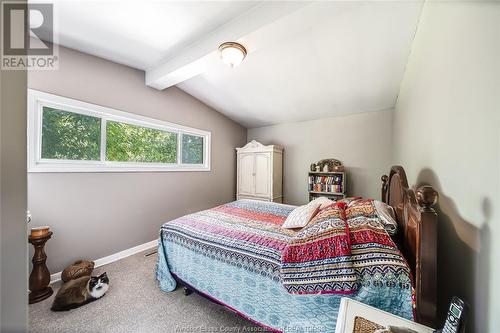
28, 90, 211, 172
41, 107, 101, 161
105, 121, 177, 163
182, 134, 204, 164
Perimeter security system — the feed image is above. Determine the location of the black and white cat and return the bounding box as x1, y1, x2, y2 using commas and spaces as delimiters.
51, 272, 109, 311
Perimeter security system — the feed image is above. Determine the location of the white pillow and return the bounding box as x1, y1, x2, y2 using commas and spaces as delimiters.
311, 196, 335, 210
281, 201, 321, 229
374, 200, 398, 235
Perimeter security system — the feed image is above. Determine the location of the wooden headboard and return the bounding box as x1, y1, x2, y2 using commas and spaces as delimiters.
381, 166, 438, 327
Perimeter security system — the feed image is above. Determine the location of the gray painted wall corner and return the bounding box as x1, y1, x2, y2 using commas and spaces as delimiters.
0, 34, 29, 333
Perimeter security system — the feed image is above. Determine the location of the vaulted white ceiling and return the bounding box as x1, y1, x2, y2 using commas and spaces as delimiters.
48, 1, 259, 70
45, 1, 423, 128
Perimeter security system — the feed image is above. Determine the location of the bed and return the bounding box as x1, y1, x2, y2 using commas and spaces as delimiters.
156, 166, 438, 332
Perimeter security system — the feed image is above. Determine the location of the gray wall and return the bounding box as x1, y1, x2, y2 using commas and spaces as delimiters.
28, 46, 247, 273
0, 16, 29, 331
393, 1, 499, 331
248, 109, 393, 205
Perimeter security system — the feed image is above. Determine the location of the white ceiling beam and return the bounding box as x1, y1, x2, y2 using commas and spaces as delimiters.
145, 1, 311, 90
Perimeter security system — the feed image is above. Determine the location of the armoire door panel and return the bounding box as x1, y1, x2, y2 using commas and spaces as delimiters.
254, 153, 270, 197
238, 153, 255, 195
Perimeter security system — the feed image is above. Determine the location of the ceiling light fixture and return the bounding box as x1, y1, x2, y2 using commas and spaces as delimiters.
218, 42, 247, 68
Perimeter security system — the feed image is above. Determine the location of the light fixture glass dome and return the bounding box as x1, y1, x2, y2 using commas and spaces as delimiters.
218, 42, 247, 68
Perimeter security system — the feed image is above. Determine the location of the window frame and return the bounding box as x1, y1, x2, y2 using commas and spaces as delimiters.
28, 89, 211, 173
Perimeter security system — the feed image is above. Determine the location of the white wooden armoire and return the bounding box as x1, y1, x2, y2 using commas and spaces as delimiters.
236, 140, 283, 203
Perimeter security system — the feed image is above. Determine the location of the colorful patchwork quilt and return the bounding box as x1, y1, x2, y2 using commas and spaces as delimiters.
156, 199, 414, 332
281, 199, 412, 295
158, 200, 295, 282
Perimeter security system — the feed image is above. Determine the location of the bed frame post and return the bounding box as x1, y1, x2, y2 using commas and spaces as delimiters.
381, 167, 438, 327
381, 175, 389, 203
415, 185, 438, 327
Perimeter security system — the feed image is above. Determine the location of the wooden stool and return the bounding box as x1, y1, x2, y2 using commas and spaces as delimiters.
28, 232, 53, 304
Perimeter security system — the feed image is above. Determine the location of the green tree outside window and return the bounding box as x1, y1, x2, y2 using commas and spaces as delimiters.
106, 121, 177, 163
40, 106, 204, 166
182, 134, 204, 164
41, 107, 101, 160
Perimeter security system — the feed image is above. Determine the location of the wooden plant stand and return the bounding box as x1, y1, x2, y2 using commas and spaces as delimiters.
28, 232, 53, 304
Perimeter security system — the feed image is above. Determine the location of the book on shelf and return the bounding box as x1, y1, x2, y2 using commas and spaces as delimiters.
308, 174, 343, 193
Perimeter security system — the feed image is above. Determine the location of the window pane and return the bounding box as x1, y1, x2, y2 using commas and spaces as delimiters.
106, 121, 177, 163
41, 107, 101, 160
182, 134, 204, 164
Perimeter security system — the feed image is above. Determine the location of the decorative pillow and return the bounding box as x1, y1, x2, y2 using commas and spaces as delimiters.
343, 198, 398, 236
311, 196, 335, 210
281, 201, 321, 229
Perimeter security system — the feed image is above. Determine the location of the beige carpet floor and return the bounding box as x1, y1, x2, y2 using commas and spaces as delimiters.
29, 250, 266, 333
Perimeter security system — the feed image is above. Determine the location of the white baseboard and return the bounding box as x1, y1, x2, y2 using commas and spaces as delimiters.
50, 239, 158, 284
